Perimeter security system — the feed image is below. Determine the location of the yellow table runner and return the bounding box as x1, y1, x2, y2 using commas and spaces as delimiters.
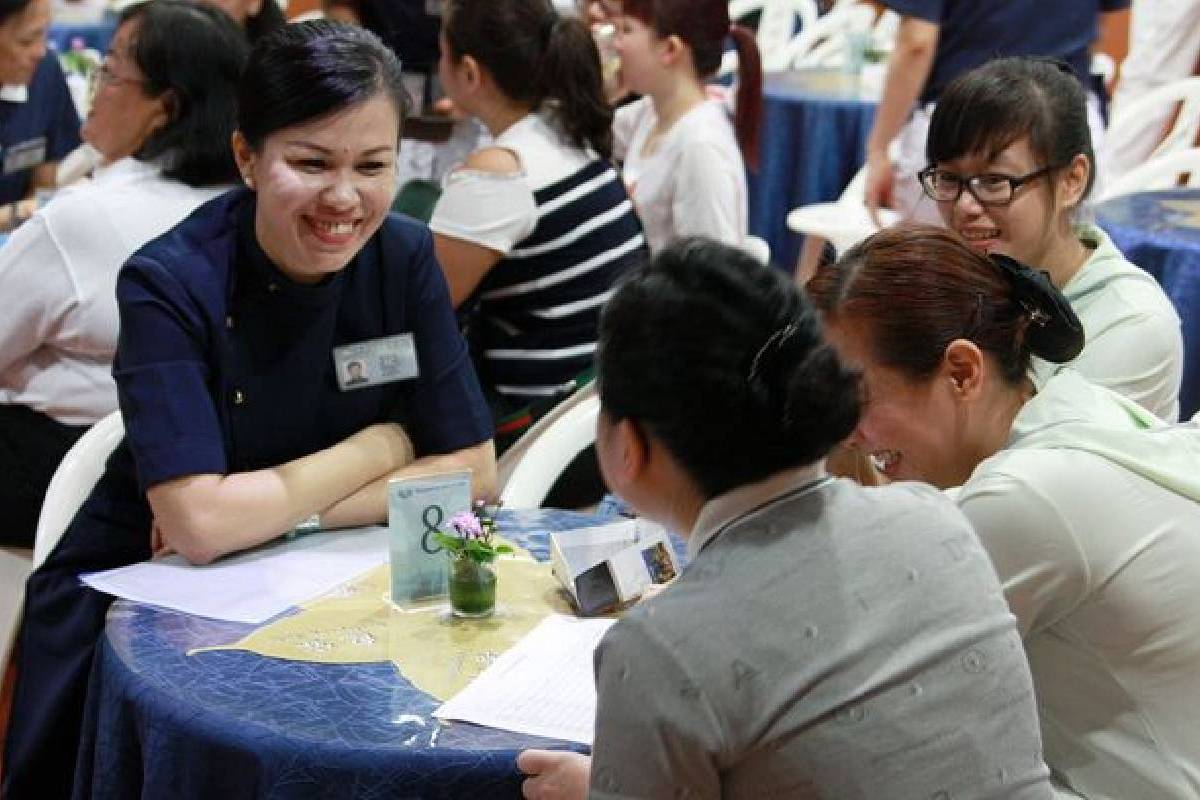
193, 556, 575, 701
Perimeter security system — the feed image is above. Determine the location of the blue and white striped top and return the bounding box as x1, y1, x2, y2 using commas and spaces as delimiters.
476, 158, 646, 398
431, 111, 647, 402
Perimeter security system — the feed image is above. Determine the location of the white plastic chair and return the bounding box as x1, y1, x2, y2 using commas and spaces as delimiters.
33, 410, 125, 570
743, 235, 772, 266
788, 1, 879, 70
1106, 77, 1200, 169
1, 410, 123, 677
1099, 146, 1200, 202
786, 165, 901, 257
723, 0, 820, 75
498, 387, 601, 509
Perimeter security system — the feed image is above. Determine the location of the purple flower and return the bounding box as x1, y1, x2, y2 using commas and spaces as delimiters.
448, 511, 483, 539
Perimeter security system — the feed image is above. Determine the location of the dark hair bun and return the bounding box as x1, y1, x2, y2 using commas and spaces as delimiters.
988, 253, 1084, 363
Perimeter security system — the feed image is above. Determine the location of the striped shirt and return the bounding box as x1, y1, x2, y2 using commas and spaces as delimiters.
476, 158, 646, 398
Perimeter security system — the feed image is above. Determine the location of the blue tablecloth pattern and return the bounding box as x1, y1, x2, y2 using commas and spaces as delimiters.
1095, 189, 1200, 419
77, 508, 639, 800
749, 69, 877, 272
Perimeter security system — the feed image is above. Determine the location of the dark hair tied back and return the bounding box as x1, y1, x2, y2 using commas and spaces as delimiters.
599, 237, 860, 498
443, 0, 612, 158
238, 20, 407, 150
986, 254, 1084, 363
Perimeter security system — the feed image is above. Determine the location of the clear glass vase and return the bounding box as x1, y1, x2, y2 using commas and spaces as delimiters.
448, 556, 497, 618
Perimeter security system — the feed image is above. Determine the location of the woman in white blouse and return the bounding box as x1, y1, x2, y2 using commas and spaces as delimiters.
0, 0, 246, 547
610, 0, 762, 253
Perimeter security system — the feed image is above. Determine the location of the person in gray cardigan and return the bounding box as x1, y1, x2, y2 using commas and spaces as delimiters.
518, 237, 1052, 799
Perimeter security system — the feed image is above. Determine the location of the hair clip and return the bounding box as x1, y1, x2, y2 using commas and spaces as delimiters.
987, 253, 1084, 363
748, 322, 799, 383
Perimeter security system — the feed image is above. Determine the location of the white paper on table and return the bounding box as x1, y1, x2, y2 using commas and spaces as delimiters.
80, 526, 390, 624
434, 613, 616, 745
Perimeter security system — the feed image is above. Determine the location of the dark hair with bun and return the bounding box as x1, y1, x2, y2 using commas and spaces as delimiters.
237, 20, 408, 151
807, 224, 1084, 386
598, 237, 861, 498
927, 56, 1097, 202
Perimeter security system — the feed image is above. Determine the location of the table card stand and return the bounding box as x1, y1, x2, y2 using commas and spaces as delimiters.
388, 471, 471, 606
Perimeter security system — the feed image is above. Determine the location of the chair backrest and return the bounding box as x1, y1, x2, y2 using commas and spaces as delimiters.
725, 0, 820, 73
33, 410, 124, 569
1099, 146, 1200, 202
1108, 77, 1200, 166
787, 0, 876, 69
498, 387, 601, 509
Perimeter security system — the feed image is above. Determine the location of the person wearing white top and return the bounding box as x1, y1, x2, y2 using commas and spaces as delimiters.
613, 96, 745, 255
813, 225, 1200, 799
608, 0, 761, 254
922, 57, 1183, 419
0, 0, 247, 547
1103, 0, 1200, 180
1029, 224, 1182, 421
430, 0, 646, 444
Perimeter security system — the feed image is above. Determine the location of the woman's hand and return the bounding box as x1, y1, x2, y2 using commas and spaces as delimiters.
517, 750, 591, 800
863, 148, 895, 227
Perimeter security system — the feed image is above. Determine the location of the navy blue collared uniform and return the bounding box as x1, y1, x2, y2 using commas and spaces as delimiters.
2, 189, 494, 799
0, 52, 81, 204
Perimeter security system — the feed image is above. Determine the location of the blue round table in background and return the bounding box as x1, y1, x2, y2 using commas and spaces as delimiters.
1096, 188, 1200, 420
749, 68, 878, 273
75, 508, 642, 800
49, 20, 116, 54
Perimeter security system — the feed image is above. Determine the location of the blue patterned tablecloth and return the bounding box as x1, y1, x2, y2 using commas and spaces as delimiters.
749, 68, 878, 272
1095, 189, 1200, 419
76, 508, 638, 800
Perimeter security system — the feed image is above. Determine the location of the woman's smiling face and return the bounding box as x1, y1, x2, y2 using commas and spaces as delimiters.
234, 93, 400, 284
822, 316, 974, 489
933, 136, 1072, 268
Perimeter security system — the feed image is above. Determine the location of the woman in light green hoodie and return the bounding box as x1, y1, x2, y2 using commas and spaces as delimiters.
811, 224, 1200, 800
920, 56, 1183, 420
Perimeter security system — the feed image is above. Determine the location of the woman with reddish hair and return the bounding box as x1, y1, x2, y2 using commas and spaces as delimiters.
810, 224, 1200, 798
610, 0, 761, 254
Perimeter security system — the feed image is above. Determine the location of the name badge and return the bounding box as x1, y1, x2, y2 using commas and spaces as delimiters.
3, 137, 46, 175
333, 333, 419, 391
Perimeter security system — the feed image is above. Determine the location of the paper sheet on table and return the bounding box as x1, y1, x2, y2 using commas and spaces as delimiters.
193, 554, 582, 704
434, 613, 615, 745
80, 526, 390, 624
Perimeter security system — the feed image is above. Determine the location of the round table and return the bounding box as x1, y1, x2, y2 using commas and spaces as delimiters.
75, 508, 625, 800
749, 68, 879, 272
1095, 189, 1200, 419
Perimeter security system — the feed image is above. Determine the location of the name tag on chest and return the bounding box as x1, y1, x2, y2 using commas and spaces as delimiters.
333, 333, 419, 391
3, 137, 46, 175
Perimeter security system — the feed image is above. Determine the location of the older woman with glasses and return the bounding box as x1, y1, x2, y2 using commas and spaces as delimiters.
0, 0, 245, 551
921, 56, 1183, 420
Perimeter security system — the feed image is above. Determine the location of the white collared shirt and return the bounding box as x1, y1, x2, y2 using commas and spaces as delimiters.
0, 158, 227, 424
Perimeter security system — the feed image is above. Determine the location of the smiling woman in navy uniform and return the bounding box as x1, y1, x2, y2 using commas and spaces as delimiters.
2, 21, 496, 799
0, 0, 81, 216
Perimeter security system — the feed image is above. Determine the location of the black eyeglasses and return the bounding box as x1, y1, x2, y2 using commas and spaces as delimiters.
917, 164, 1063, 207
